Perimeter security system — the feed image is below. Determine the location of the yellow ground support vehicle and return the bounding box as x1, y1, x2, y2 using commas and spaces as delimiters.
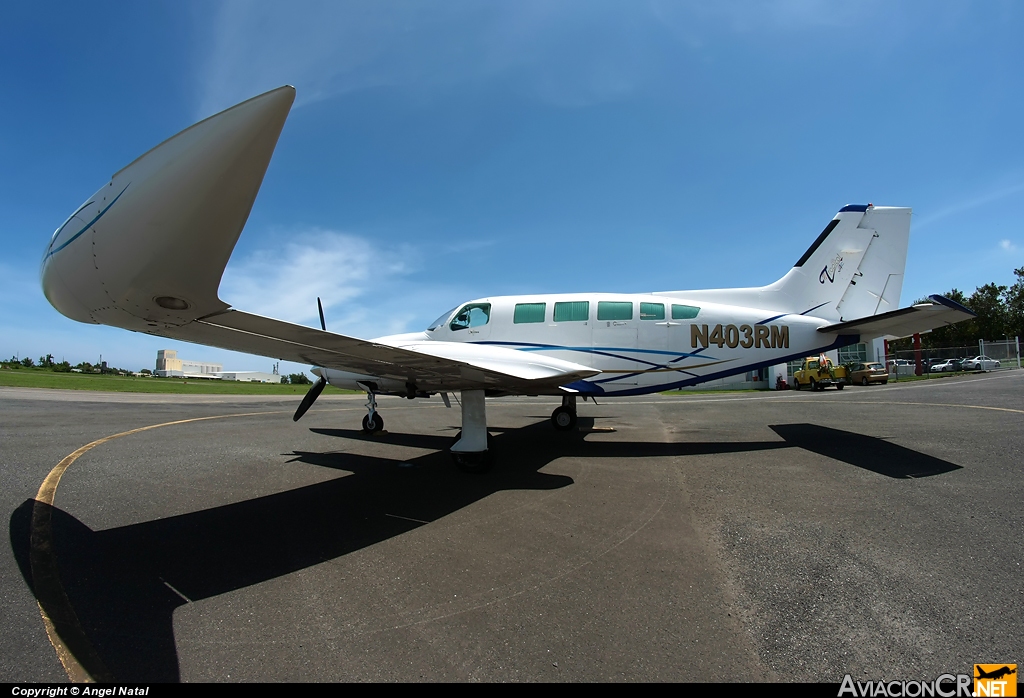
793, 355, 848, 391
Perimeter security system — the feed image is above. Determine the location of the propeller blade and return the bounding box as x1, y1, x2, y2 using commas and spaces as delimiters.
317, 297, 326, 331
293, 375, 327, 421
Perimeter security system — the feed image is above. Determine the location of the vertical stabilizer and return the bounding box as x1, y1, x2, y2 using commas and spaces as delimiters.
764, 205, 911, 321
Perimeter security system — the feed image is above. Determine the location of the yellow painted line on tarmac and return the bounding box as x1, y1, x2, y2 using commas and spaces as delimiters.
30, 406, 360, 682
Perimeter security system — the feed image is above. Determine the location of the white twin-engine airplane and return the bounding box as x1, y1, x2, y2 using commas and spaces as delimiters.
42, 86, 974, 471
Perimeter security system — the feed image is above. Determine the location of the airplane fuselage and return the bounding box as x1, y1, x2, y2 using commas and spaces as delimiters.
324, 292, 857, 397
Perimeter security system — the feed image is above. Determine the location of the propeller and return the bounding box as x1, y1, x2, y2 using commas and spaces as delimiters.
293, 297, 328, 422
293, 371, 327, 421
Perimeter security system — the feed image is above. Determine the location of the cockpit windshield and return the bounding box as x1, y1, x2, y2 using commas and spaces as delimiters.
427, 307, 458, 331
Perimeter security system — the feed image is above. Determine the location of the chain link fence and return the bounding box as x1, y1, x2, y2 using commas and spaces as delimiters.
886, 337, 1020, 378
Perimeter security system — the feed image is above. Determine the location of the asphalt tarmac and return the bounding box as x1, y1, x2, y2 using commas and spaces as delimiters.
2, 371, 1021, 682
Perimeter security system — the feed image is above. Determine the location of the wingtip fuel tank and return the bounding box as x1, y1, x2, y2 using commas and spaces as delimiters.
42, 85, 295, 331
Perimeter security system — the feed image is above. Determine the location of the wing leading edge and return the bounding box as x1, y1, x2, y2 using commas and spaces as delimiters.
167, 309, 598, 392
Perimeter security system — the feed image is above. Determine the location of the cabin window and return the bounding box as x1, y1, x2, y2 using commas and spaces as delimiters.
671, 304, 700, 319
513, 303, 546, 324
449, 303, 491, 331
598, 301, 633, 321
553, 301, 589, 322
640, 302, 665, 320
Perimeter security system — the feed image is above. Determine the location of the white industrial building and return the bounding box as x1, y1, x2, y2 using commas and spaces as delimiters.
215, 371, 281, 383
155, 349, 222, 378
155, 350, 281, 382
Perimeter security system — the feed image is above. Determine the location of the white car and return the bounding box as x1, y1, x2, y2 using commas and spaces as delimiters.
962, 356, 1000, 371
930, 359, 958, 372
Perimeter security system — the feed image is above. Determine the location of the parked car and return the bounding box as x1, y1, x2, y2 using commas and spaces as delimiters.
849, 362, 888, 386
962, 356, 1000, 371
930, 359, 960, 372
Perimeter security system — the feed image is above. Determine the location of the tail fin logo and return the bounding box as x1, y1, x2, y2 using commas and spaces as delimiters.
820, 254, 844, 284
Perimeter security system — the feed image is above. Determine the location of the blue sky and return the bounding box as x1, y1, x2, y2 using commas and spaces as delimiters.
2, 1, 1022, 374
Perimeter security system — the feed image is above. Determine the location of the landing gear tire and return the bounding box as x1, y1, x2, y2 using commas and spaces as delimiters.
551, 406, 578, 431
362, 413, 384, 433
449, 431, 494, 474
451, 450, 493, 474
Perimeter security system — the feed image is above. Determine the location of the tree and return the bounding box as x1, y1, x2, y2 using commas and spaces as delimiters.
919, 288, 973, 348
1004, 267, 1024, 340
38, 354, 55, 368
21, 357, 34, 368
968, 283, 1007, 341
288, 373, 312, 385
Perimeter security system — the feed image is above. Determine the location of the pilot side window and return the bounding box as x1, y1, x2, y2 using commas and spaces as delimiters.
640, 302, 665, 320
553, 301, 589, 322
514, 303, 546, 323
597, 301, 633, 321
449, 303, 491, 331
671, 304, 700, 319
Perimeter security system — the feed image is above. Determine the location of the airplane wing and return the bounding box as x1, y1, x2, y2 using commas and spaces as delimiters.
816, 294, 976, 340
40, 85, 596, 393
166, 309, 597, 391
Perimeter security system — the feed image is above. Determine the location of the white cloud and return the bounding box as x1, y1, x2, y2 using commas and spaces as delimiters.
218, 228, 471, 340
219, 228, 408, 330
1000, 239, 1017, 252
191, 2, 691, 117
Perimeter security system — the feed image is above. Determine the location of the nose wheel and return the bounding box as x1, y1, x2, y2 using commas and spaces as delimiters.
551, 395, 578, 431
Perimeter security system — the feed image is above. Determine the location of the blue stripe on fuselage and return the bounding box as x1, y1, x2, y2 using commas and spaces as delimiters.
572, 334, 861, 396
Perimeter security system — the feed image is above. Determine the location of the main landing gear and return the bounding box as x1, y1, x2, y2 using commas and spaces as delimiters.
361, 391, 385, 434
357, 389, 579, 473
551, 394, 578, 431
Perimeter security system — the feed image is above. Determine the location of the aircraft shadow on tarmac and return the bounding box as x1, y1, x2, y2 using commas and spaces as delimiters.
9, 420, 960, 682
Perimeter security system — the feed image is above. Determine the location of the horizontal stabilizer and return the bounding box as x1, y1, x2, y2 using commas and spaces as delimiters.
816, 295, 975, 341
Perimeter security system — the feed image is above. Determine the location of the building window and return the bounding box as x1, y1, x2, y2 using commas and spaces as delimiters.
513, 303, 546, 324
837, 343, 868, 364
553, 301, 590, 322
598, 301, 633, 321
640, 302, 665, 320
671, 304, 700, 319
